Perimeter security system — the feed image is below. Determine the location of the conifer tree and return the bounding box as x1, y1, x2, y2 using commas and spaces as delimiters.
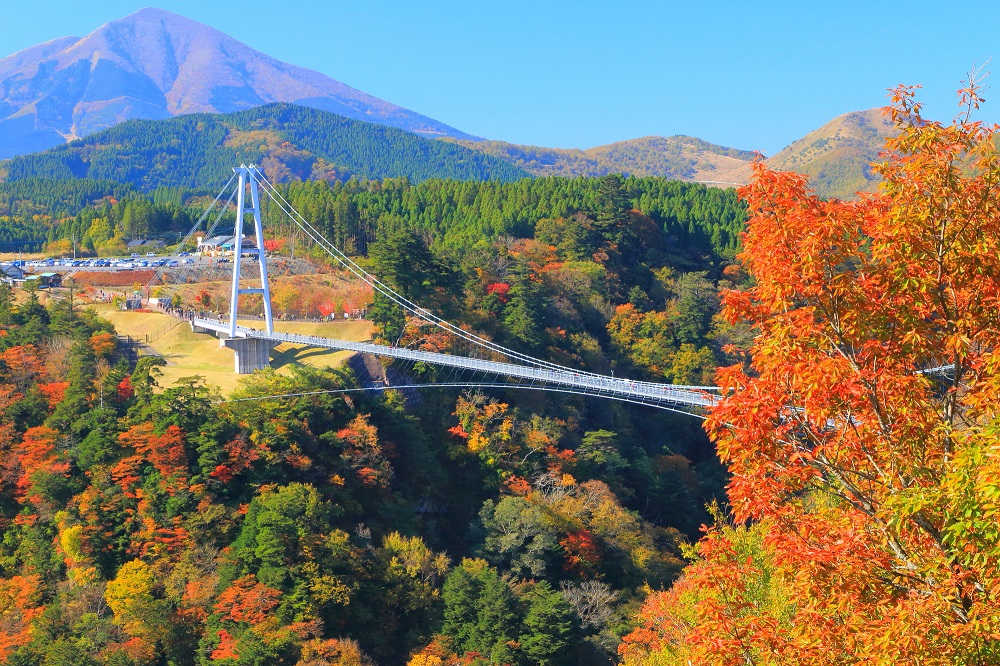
519, 581, 577, 666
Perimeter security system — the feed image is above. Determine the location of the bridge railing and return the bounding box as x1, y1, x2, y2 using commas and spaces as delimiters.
193, 318, 718, 408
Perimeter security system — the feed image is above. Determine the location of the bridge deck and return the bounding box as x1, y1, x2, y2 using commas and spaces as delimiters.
193, 318, 717, 408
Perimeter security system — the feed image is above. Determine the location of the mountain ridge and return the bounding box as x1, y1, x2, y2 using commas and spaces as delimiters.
452, 108, 894, 199
0, 8, 476, 159
0, 98, 895, 201
445, 135, 756, 185
0, 103, 527, 190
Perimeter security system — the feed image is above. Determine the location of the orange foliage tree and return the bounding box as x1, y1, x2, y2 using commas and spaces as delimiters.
89, 332, 117, 358
0, 575, 44, 661
623, 82, 1000, 664
119, 423, 189, 494
37, 381, 69, 410
16, 426, 69, 508
214, 574, 282, 626
335, 414, 394, 488
209, 434, 261, 484
1, 345, 44, 392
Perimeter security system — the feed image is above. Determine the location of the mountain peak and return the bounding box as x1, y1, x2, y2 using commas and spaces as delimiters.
123, 6, 185, 19
766, 108, 895, 199
106, 6, 226, 36
0, 9, 475, 159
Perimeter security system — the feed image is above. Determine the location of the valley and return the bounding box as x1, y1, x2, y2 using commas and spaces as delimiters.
0, 5, 991, 666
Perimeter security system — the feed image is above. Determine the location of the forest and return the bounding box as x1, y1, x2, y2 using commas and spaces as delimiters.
0, 172, 743, 665
0, 104, 527, 192
4, 84, 998, 666
0, 174, 744, 268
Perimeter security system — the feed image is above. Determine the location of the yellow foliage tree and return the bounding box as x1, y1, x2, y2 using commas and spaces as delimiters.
105, 560, 169, 643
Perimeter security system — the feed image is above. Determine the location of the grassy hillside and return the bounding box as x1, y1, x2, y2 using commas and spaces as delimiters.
450, 135, 756, 185
765, 108, 897, 199
93, 304, 373, 394
0, 103, 527, 191
455, 111, 899, 200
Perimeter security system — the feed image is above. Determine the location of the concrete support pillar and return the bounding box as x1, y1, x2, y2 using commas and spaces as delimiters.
222, 337, 276, 374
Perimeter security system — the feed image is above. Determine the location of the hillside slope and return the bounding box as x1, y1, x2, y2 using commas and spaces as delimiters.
0, 8, 475, 159
765, 108, 897, 199
451, 135, 756, 185
456, 110, 897, 200
0, 103, 527, 190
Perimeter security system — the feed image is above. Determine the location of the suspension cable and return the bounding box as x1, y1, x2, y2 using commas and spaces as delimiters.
147, 175, 237, 289
249, 168, 668, 383
251, 173, 569, 370
218, 382, 708, 418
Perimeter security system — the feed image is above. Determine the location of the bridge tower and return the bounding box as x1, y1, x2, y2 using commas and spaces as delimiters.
221, 165, 276, 373
229, 165, 274, 335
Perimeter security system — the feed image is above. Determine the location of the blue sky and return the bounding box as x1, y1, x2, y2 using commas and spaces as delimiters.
1, 0, 996, 154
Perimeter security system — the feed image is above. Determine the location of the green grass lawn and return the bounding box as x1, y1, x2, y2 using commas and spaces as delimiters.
90, 304, 373, 395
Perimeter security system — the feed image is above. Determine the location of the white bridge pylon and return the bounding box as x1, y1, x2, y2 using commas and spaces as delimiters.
229, 165, 274, 337
192, 164, 720, 413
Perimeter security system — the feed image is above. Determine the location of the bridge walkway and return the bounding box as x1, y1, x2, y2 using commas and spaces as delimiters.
192, 318, 718, 409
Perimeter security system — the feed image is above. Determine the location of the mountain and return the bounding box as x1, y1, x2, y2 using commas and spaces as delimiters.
0, 8, 476, 160
449, 136, 756, 185
0, 104, 895, 198
0, 103, 527, 190
765, 108, 897, 199
455, 110, 897, 200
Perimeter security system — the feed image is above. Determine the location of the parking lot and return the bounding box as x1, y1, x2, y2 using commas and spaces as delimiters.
14, 252, 225, 272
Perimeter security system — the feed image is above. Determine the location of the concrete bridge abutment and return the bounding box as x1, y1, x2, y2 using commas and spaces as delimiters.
222, 337, 276, 374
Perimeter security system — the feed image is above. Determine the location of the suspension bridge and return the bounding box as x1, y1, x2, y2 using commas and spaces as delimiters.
186, 165, 721, 416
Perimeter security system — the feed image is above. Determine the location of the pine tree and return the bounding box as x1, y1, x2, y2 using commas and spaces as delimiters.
475, 567, 518, 662
519, 581, 577, 666
595, 174, 629, 241
441, 561, 484, 653
503, 259, 546, 350
441, 560, 518, 661
369, 292, 406, 345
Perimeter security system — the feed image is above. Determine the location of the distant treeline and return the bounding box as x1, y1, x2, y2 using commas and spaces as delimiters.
0, 174, 744, 263
279, 175, 745, 263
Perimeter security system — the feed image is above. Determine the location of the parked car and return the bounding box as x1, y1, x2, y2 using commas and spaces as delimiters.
146, 252, 157, 257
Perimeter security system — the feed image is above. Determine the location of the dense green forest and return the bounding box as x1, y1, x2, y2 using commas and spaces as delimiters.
0, 172, 746, 665
4, 174, 743, 264
0, 104, 527, 192
0, 180, 137, 248
282, 175, 744, 260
